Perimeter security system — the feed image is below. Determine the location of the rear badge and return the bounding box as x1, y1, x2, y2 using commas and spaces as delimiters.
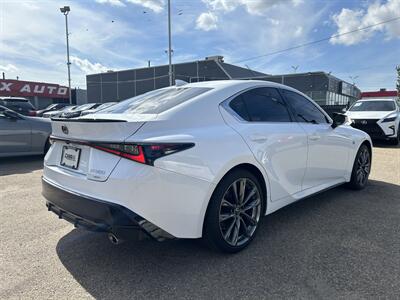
61, 125, 69, 134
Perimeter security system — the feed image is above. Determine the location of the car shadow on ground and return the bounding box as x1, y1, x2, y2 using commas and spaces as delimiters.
0, 155, 44, 176
56, 179, 400, 299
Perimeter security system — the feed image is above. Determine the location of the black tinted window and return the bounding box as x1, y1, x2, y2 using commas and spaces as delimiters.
281, 90, 328, 124
1, 100, 35, 111
229, 95, 250, 121
230, 87, 291, 122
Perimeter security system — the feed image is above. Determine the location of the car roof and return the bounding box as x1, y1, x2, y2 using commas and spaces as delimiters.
359, 98, 395, 102
0, 97, 29, 101
183, 79, 286, 90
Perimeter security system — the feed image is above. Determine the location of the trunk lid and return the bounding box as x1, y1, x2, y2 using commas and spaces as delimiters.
47, 115, 151, 181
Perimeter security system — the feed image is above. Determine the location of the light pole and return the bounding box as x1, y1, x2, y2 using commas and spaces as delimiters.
349, 75, 359, 85
291, 65, 299, 73
60, 6, 72, 104
167, 0, 173, 86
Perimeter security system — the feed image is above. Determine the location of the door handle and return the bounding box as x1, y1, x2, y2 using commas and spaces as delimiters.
250, 134, 268, 142
309, 135, 321, 141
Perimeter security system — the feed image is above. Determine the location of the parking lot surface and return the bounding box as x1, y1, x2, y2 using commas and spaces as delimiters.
1, 144, 399, 299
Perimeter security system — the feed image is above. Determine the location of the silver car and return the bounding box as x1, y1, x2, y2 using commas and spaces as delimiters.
0, 105, 51, 157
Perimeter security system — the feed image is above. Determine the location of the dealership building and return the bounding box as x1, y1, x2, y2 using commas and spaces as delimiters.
0, 79, 87, 109
86, 55, 361, 106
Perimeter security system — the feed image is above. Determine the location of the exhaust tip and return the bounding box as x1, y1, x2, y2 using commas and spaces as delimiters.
108, 233, 122, 245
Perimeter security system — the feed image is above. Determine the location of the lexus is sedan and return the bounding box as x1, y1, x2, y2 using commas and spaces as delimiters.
42, 80, 372, 252
345, 98, 400, 145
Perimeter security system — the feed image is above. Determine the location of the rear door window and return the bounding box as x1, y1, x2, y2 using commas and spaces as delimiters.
102, 87, 212, 115
229, 87, 292, 122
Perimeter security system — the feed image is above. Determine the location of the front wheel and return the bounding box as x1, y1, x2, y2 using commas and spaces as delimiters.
347, 144, 371, 190
203, 169, 264, 253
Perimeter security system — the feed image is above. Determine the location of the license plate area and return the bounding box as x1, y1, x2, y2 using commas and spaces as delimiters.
60, 146, 81, 170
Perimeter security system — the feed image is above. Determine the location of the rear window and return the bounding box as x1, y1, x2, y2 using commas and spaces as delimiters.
101, 87, 212, 115
1, 100, 35, 110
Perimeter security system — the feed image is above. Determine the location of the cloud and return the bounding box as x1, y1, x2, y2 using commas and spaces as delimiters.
0, 1, 144, 86
202, 0, 291, 16
197, 0, 309, 32
196, 12, 218, 31
70, 56, 109, 74
96, 0, 126, 6
0, 64, 18, 72
330, 0, 400, 45
125, 0, 165, 13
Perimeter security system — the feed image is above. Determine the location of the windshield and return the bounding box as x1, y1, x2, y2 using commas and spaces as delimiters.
77, 103, 96, 110
101, 87, 212, 115
46, 104, 57, 109
349, 101, 396, 112
96, 102, 116, 110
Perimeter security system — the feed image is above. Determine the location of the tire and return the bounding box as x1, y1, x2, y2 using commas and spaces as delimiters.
347, 144, 371, 190
203, 169, 265, 253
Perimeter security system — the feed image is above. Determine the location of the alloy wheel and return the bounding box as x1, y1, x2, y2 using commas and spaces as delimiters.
218, 178, 262, 247
356, 147, 370, 186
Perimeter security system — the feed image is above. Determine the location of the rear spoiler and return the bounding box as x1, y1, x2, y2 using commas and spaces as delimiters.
51, 118, 127, 122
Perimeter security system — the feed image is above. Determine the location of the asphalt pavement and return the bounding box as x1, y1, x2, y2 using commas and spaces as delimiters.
0, 144, 399, 299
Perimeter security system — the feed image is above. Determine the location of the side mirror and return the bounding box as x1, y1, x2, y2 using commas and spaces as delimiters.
341, 107, 347, 113
3, 110, 21, 120
331, 113, 346, 129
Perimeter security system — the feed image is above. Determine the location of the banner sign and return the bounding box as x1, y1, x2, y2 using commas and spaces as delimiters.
0, 79, 69, 99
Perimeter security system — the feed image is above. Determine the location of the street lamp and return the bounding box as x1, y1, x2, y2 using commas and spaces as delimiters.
349, 75, 359, 85
167, 0, 173, 86
60, 6, 72, 104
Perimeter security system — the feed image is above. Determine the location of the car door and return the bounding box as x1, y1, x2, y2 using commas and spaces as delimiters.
280, 89, 351, 189
222, 87, 308, 202
0, 111, 32, 154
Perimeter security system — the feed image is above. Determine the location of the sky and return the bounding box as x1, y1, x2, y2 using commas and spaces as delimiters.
0, 0, 399, 91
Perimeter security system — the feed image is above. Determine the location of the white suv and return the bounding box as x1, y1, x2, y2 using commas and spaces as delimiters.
345, 98, 400, 145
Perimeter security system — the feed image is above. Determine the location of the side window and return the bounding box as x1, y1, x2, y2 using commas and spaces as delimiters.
281, 90, 328, 124
229, 95, 250, 121
230, 87, 291, 122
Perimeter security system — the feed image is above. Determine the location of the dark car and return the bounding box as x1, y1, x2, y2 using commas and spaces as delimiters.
0, 105, 51, 157
0, 97, 37, 116
36, 103, 70, 117
59, 103, 101, 118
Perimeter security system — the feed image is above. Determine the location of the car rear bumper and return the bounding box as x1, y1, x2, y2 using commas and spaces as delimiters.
42, 177, 175, 241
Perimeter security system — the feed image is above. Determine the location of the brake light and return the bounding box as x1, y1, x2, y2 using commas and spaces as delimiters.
92, 142, 194, 165
28, 110, 37, 116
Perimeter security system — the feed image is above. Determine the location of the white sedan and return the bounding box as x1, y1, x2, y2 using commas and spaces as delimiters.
42, 80, 372, 252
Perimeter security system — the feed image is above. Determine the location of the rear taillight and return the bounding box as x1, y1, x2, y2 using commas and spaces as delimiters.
28, 110, 37, 116
92, 142, 194, 165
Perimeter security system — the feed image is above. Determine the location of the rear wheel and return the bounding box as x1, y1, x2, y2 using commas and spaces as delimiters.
347, 144, 371, 190
203, 169, 264, 253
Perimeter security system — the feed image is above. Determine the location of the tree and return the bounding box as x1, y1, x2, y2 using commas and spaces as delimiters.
397, 65, 400, 97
